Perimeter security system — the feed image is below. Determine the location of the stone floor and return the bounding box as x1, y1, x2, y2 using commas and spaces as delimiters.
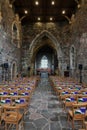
23, 78, 72, 130
0, 77, 82, 130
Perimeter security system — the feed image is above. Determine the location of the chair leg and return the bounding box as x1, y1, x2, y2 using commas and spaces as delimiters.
68, 114, 71, 125
82, 120, 85, 128
67, 113, 69, 122
72, 120, 74, 130
82, 121, 83, 128
5, 123, 7, 130
16, 124, 19, 130
21, 120, 24, 130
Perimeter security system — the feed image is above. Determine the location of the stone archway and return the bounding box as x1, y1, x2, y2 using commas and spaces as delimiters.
29, 30, 62, 56
28, 30, 64, 76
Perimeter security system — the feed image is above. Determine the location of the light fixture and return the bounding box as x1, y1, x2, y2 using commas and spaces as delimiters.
24, 10, 28, 14
38, 17, 40, 21
62, 11, 75, 24
62, 10, 66, 15
50, 17, 53, 21
35, 1, 39, 5
51, 1, 55, 5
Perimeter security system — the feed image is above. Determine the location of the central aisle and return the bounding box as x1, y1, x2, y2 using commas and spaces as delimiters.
24, 78, 70, 130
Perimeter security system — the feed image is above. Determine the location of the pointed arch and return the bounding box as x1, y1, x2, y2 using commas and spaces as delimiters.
29, 30, 63, 62
12, 21, 20, 48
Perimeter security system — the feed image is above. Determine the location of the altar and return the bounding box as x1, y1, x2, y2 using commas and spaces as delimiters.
36, 68, 51, 75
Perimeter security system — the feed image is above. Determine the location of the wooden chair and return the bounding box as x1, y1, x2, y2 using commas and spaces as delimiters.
4, 105, 23, 130
15, 97, 29, 116
64, 95, 77, 111
68, 103, 87, 130
84, 122, 87, 130
0, 106, 2, 125
79, 121, 87, 130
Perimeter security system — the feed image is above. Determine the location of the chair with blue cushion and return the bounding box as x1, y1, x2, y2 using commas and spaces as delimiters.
4, 105, 23, 130
68, 103, 86, 130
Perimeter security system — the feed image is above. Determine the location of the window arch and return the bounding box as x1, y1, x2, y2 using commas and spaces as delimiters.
40, 56, 48, 68
13, 24, 17, 39
70, 46, 75, 69
12, 23, 20, 48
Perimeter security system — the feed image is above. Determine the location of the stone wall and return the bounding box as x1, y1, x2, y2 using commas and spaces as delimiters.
22, 22, 71, 76
70, 5, 87, 83
0, 0, 22, 81
22, 4, 87, 83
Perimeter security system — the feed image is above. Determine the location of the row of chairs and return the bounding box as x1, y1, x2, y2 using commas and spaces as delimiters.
50, 76, 87, 130
0, 76, 40, 130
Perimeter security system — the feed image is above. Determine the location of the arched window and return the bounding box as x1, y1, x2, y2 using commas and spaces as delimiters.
70, 46, 75, 69
13, 24, 17, 40
12, 23, 20, 47
41, 56, 48, 68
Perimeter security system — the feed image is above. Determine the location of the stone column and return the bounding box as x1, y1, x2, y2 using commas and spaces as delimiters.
0, 11, 2, 29
30, 63, 34, 76
58, 57, 63, 76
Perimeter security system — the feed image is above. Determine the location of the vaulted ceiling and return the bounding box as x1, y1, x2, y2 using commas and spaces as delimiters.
10, 0, 79, 24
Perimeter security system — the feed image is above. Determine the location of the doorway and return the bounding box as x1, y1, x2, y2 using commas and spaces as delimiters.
35, 44, 58, 76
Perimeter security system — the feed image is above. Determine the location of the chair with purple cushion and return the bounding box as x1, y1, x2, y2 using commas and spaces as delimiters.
14, 92, 18, 95
74, 92, 78, 94
5, 99, 11, 104
80, 107, 86, 114
20, 98, 25, 103
83, 98, 87, 102
25, 92, 29, 95
68, 103, 86, 130
3, 92, 8, 95
71, 97, 75, 101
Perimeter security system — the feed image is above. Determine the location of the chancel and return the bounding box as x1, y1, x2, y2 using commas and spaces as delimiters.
0, 0, 87, 130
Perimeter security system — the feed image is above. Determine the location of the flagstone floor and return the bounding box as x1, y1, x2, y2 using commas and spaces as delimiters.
24, 78, 72, 130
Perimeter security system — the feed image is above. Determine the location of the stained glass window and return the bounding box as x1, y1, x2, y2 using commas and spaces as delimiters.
41, 56, 48, 68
